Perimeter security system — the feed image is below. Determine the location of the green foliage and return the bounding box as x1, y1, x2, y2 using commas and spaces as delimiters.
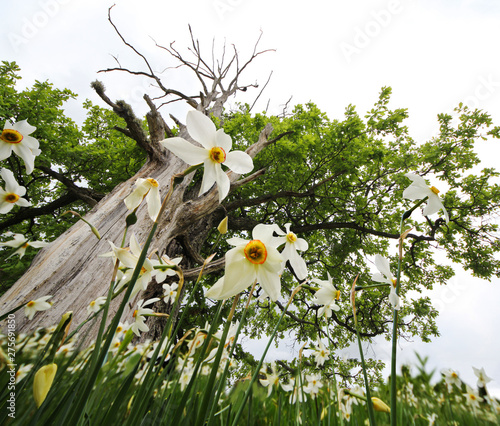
0, 62, 146, 292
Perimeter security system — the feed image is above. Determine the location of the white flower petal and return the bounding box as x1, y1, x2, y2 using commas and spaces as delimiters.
199, 160, 217, 195
215, 128, 232, 152
224, 150, 254, 174
12, 144, 36, 174
186, 110, 217, 149
161, 137, 208, 165
215, 164, 230, 202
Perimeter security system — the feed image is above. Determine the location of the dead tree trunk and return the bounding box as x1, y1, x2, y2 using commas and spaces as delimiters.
0, 25, 274, 337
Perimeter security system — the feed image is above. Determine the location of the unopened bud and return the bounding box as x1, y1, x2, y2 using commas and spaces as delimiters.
33, 363, 57, 408
217, 217, 228, 234
371, 397, 391, 413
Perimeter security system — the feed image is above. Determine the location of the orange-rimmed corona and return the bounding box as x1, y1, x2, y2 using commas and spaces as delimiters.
244, 239, 267, 264
209, 146, 226, 163
4, 193, 20, 203
0, 129, 23, 144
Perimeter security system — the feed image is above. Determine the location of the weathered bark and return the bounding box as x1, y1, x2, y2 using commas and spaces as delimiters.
0, 19, 276, 339
0, 102, 273, 337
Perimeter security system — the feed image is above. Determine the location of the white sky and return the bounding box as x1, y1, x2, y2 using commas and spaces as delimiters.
2, 0, 500, 396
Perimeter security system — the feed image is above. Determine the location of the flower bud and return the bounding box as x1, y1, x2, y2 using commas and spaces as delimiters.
217, 216, 228, 234
33, 363, 57, 408
371, 396, 390, 413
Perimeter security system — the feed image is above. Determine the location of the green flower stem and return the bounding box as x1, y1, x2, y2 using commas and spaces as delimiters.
230, 286, 303, 426
66, 170, 186, 424
353, 303, 377, 426
390, 197, 427, 426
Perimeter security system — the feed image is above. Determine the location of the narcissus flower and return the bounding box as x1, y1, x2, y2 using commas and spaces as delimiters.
259, 361, 281, 396
464, 386, 484, 408
205, 224, 283, 301
372, 254, 401, 310
441, 368, 461, 389
131, 298, 160, 336
161, 110, 254, 202
104, 234, 155, 297
0, 168, 31, 213
33, 363, 57, 408
276, 223, 309, 280
87, 296, 107, 315
472, 366, 492, 388
312, 272, 341, 317
0, 120, 40, 174
25, 296, 52, 320
312, 339, 330, 367
303, 373, 323, 398
162, 283, 178, 305
124, 177, 161, 222
0, 232, 50, 258
403, 173, 449, 223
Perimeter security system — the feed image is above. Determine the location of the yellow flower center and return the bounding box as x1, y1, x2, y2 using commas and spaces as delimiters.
5, 193, 20, 203
27, 301, 35, 308
286, 232, 297, 243
22, 242, 29, 249
391, 278, 397, 288
132, 309, 138, 318
209, 147, 226, 164
335, 290, 341, 300
146, 178, 159, 187
0, 129, 23, 144
90, 301, 96, 307
244, 239, 267, 264
430, 186, 440, 195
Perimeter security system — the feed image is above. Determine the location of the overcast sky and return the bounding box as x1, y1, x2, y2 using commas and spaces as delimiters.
2, 0, 500, 396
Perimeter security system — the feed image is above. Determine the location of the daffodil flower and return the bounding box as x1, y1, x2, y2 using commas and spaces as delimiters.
87, 296, 107, 315
104, 234, 155, 297
463, 386, 483, 408
312, 339, 330, 367
0, 120, 40, 174
24, 296, 52, 320
205, 223, 283, 301
312, 272, 341, 317
151, 254, 182, 283
130, 298, 160, 336
303, 373, 323, 398
276, 223, 309, 280
0, 232, 50, 258
259, 361, 281, 396
472, 366, 492, 388
403, 173, 449, 223
0, 168, 31, 213
124, 177, 161, 222
372, 254, 402, 310
161, 110, 254, 202
441, 368, 461, 389
162, 283, 178, 305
